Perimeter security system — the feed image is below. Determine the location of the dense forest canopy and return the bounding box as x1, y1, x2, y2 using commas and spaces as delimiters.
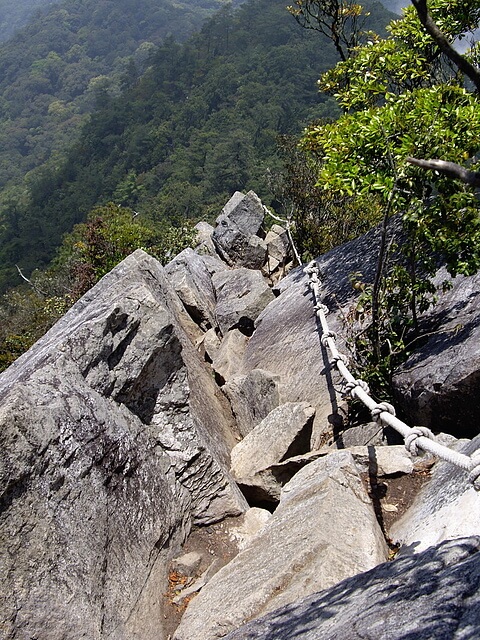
0, 0, 393, 291
0, 0, 58, 42
0, 0, 238, 192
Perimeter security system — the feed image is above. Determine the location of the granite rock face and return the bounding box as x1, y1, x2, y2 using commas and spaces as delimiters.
0, 250, 246, 640
164, 247, 226, 331
3, 190, 480, 640
224, 537, 480, 640
393, 269, 480, 439
390, 434, 480, 553
213, 267, 275, 336
212, 191, 267, 269
173, 451, 388, 640
223, 369, 281, 437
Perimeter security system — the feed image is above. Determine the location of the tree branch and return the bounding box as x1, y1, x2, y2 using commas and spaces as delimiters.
406, 156, 480, 187
411, 0, 480, 93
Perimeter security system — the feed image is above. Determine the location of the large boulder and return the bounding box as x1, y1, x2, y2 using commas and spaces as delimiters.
0, 250, 247, 640
237, 267, 344, 444
164, 248, 227, 331
224, 537, 480, 640
213, 267, 275, 336
393, 269, 480, 439
230, 402, 316, 503
223, 369, 281, 437
212, 191, 267, 269
390, 434, 480, 553
173, 451, 388, 640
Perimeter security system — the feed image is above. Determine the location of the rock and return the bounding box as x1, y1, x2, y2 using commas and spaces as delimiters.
0, 250, 247, 640
212, 329, 250, 384
227, 507, 271, 550
171, 552, 203, 577
238, 267, 347, 443
224, 537, 480, 640
173, 451, 388, 640
198, 327, 222, 362
212, 191, 267, 269
223, 369, 281, 437
263, 224, 291, 277
265, 224, 290, 263
194, 221, 217, 256
393, 268, 480, 439
230, 402, 316, 502
164, 248, 226, 331
347, 445, 414, 476
213, 267, 275, 336
390, 434, 480, 554
332, 421, 404, 448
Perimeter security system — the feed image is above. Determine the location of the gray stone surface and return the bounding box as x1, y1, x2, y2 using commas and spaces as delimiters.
390, 434, 480, 553
393, 269, 480, 439
263, 224, 291, 277
0, 250, 247, 640
201, 327, 222, 362
230, 402, 315, 493
173, 451, 388, 640
227, 507, 271, 551
212, 329, 250, 384
264, 224, 290, 263
224, 537, 480, 640
212, 191, 267, 269
213, 267, 275, 336
239, 267, 347, 441
223, 369, 281, 437
194, 220, 217, 256
332, 421, 404, 448
347, 445, 414, 476
164, 248, 226, 331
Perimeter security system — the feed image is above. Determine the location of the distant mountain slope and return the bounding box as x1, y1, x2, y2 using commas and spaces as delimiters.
0, 0, 237, 192
0, 0, 394, 290
0, 0, 58, 42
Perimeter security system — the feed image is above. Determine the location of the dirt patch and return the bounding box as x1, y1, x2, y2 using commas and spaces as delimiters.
162, 516, 243, 638
362, 458, 434, 553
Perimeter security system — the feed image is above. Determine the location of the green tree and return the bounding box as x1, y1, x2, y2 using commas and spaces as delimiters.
299, 0, 480, 394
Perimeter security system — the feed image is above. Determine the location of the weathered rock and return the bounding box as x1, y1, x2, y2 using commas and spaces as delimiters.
393, 268, 480, 439
235, 444, 413, 505
223, 369, 281, 437
173, 451, 388, 640
263, 224, 291, 277
171, 551, 203, 577
0, 250, 247, 640
194, 220, 217, 256
164, 248, 226, 331
264, 224, 290, 263
230, 402, 316, 501
213, 267, 275, 336
331, 421, 404, 448
238, 267, 347, 442
347, 445, 414, 476
200, 327, 222, 362
212, 329, 250, 384
224, 537, 480, 640
212, 191, 267, 269
390, 434, 480, 553
227, 507, 271, 550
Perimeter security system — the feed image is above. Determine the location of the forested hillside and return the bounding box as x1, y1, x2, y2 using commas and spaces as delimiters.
0, 0, 58, 42
0, 0, 393, 290
0, 0, 237, 193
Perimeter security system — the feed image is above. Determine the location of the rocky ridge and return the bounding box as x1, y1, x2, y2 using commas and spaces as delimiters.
0, 190, 479, 639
